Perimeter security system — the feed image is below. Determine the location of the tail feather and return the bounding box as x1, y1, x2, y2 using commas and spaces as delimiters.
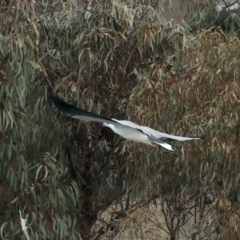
148, 134, 174, 151
154, 141, 174, 151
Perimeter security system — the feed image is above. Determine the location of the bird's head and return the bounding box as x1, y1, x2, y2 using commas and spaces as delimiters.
102, 122, 115, 130
102, 122, 108, 127
103, 122, 112, 130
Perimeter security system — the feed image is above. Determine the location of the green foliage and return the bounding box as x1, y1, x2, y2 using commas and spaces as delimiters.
185, 0, 240, 32
1, 0, 240, 239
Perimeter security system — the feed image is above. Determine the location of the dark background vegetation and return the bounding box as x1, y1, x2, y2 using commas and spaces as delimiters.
1, 0, 240, 239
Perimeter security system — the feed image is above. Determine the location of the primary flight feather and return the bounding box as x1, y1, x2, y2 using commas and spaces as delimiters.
51, 95, 201, 151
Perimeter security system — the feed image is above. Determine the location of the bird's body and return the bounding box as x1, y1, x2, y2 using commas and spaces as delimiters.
103, 123, 148, 142
103, 120, 174, 150
51, 95, 201, 151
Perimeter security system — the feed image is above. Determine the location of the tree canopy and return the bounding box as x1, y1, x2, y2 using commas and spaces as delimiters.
1, 0, 240, 239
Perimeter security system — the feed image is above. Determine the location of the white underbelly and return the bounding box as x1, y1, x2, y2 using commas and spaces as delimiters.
113, 125, 149, 143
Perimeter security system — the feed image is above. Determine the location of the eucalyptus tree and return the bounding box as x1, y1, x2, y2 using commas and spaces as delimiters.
1, 0, 240, 239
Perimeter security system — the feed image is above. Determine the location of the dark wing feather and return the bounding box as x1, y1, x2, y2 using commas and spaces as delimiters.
50, 95, 116, 124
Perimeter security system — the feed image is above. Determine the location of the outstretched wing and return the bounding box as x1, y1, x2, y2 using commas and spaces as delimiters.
140, 126, 201, 142
111, 119, 141, 128
50, 95, 116, 124
113, 119, 200, 143
111, 119, 174, 151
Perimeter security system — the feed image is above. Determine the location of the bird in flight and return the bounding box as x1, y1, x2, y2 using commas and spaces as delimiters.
50, 95, 201, 151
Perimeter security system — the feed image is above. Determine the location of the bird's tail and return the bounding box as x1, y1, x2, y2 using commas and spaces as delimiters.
148, 135, 174, 151
154, 141, 174, 151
